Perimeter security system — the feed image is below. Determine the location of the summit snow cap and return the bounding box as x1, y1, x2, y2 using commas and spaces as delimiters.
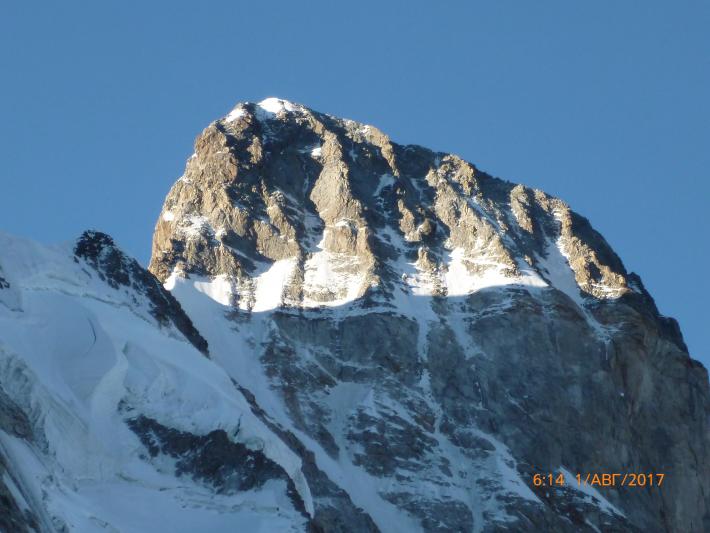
225, 97, 304, 123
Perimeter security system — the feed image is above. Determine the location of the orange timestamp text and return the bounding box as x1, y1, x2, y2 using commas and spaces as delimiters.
532, 472, 665, 488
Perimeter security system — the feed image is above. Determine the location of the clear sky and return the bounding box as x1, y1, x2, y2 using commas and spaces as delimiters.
1, 2, 708, 367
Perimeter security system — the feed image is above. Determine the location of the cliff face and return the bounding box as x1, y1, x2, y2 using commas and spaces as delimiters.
146, 98, 709, 532
0, 98, 707, 533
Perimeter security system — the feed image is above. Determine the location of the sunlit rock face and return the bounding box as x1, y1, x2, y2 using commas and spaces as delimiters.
0, 99, 707, 532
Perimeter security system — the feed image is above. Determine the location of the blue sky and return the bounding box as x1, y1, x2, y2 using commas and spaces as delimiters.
1, 1, 708, 366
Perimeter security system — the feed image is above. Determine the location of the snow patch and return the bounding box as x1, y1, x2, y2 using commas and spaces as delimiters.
252, 258, 297, 312
302, 234, 366, 308
444, 248, 545, 296
180, 215, 214, 239
225, 106, 246, 122
373, 173, 396, 197
537, 238, 583, 305
256, 98, 298, 120
192, 274, 234, 307
298, 144, 322, 158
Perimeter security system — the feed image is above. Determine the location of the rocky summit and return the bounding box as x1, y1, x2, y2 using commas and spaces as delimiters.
1, 98, 708, 532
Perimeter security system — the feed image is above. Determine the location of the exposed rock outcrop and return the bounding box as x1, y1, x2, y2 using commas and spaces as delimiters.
76, 230, 209, 355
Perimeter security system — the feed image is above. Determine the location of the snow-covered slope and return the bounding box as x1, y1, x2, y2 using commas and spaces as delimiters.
0, 231, 311, 532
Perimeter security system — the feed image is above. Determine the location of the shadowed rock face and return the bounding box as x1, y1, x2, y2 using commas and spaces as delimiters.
126, 414, 298, 497
146, 98, 710, 532
0, 386, 38, 533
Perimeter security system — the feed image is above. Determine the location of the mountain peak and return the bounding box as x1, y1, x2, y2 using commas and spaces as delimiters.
141, 100, 709, 530
2, 102, 706, 533
256, 96, 301, 114
225, 97, 305, 124
149, 99, 633, 314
